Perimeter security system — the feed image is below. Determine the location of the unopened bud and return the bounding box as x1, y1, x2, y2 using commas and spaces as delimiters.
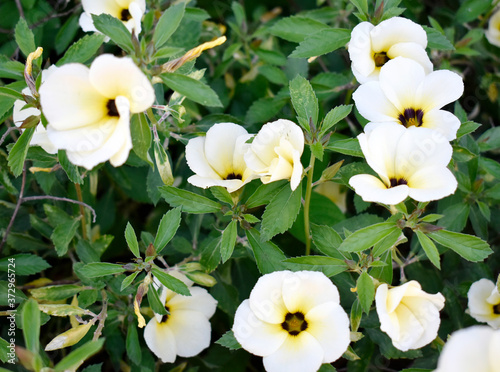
185, 272, 217, 287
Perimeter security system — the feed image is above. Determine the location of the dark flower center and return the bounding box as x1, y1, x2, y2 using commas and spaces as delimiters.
106, 99, 119, 117
225, 173, 242, 180
160, 306, 170, 323
494, 304, 500, 315
398, 108, 424, 128
390, 178, 408, 188
374, 51, 390, 67
281, 312, 308, 336
120, 9, 132, 21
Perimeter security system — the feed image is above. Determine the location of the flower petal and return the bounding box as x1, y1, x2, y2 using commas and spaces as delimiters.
386, 42, 433, 74
468, 279, 497, 319
348, 22, 376, 78
144, 318, 177, 363
185, 136, 222, 179
349, 174, 409, 205
353, 82, 400, 123
418, 69, 464, 112
263, 331, 324, 372
89, 54, 155, 113
407, 167, 457, 202
290, 149, 303, 190
81, 0, 121, 17
79, 12, 97, 33
127, 1, 145, 35
168, 287, 217, 319
370, 17, 427, 52
249, 270, 290, 324
421, 109, 460, 141
305, 301, 350, 363
166, 309, 212, 357
233, 300, 287, 357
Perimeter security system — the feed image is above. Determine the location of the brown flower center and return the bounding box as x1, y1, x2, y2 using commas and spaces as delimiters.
494, 304, 500, 315
374, 51, 390, 67
390, 178, 408, 188
120, 9, 132, 21
225, 173, 242, 180
106, 99, 119, 117
160, 306, 170, 323
398, 108, 424, 128
281, 312, 308, 336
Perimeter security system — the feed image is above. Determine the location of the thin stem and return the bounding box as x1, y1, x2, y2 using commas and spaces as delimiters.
22, 196, 96, 222
304, 153, 316, 256
0, 127, 22, 147
93, 290, 108, 341
74, 183, 88, 240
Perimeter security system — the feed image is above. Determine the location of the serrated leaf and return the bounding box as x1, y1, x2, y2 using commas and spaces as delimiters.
245, 96, 288, 125
310, 141, 324, 161
350, 298, 363, 332
58, 150, 82, 184
151, 267, 191, 296
57, 34, 106, 66
456, 0, 490, 23
320, 105, 352, 137
339, 223, 400, 253
245, 181, 287, 209
260, 184, 302, 241
415, 230, 441, 269
121, 272, 139, 291
153, 2, 186, 49
30, 285, 85, 301
22, 299, 40, 354
216, 331, 241, 350
220, 220, 238, 263
0, 254, 50, 276
159, 186, 222, 214
15, 18, 36, 57
51, 217, 81, 256
161, 73, 222, 107
428, 230, 492, 262
423, 26, 455, 50
126, 322, 142, 365
154, 207, 182, 253
290, 28, 350, 58
0, 86, 24, 100
210, 186, 233, 205
124, 222, 140, 258
327, 138, 363, 157
92, 14, 134, 53
130, 113, 152, 166
284, 256, 348, 276
246, 229, 288, 274
269, 16, 328, 43
78, 263, 126, 278
147, 283, 168, 315
372, 227, 402, 257
8, 126, 35, 177
357, 271, 375, 314
289, 74, 318, 130
54, 339, 105, 372
310, 223, 346, 259
200, 236, 222, 272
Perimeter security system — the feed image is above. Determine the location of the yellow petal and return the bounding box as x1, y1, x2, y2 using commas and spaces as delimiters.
134, 299, 146, 328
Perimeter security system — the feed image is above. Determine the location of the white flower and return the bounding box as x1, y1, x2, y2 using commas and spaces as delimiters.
79, 0, 146, 36
144, 272, 218, 363
232, 270, 350, 372
244, 119, 304, 191
185, 122, 256, 193
486, 10, 500, 48
353, 57, 464, 140
467, 278, 500, 329
348, 17, 432, 83
434, 326, 500, 372
375, 281, 445, 351
349, 122, 457, 205
13, 65, 58, 154
39, 54, 155, 170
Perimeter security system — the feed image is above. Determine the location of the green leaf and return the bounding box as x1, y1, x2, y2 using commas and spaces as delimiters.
15, 18, 36, 57
339, 223, 400, 253
255, 49, 287, 66
245, 96, 288, 124
0, 254, 50, 276
290, 28, 351, 58
428, 230, 492, 262
327, 138, 363, 157
54, 339, 105, 372
120, 272, 139, 292
310, 223, 345, 259
259, 65, 288, 85
269, 16, 328, 43
289, 74, 318, 130
0, 337, 11, 363
284, 256, 348, 277
154, 207, 182, 253
8, 126, 35, 177
154, 141, 174, 185
220, 220, 238, 263
130, 113, 152, 165
57, 34, 106, 66
125, 222, 140, 258
456, 0, 491, 23
245, 181, 287, 209
357, 271, 375, 314
350, 298, 363, 332
320, 105, 352, 137
457, 121, 481, 138
160, 73, 222, 107
38, 304, 87, 317
216, 330, 242, 350
210, 186, 233, 205
159, 186, 222, 214
58, 150, 82, 184
370, 250, 393, 284
423, 26, 455, 50
153, 2, 186, 49
0, 86, 24, 101
419, 214, 443, 223
51, 217, 81, 256
78, 263, 126, 278
350, 0, 368, 14
260, 184, 302, 241
415, 230, 441, 269
151, 267, 191, 296
92, 14, 134, 53
0, 281, 27, 306
22, 299, 40, 354
200, 236, 222, 272
372, 227, 402, 257
310, 141, 324, 161
45, 322, 94, 351
147, 283, 168, 315
246, 229, 288, 274
231, 1, 246, 27
126, 322, 142, 365
30, 284, 85, 301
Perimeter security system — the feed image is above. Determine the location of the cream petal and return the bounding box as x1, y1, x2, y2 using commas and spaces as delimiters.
348, 22, 376, 78
421, 109, 460, 141
390, 302, 425, 351
187, 175, 245, 193
290, 150, 303, 191
376, 284, 400, 338
379, 57, 426, 111
282, 271, 340, 314
244, 147, 269, 174
407, 167, 457, 202
233, 300, 287, 357
89, 54, 155, 113
349, 174, 409, 205
168, 287, 217, 319
203, 123, 249, 178
486, 11, 500, 48
263, 331, 324, 372
268, 156, 293, 183
351, 64, 378, 84
249, 270, 290, 324
143, 319, 177, 363
31, 127, 58, 155
305, 301, 350, 363
468, 279, 497, 319
370, 17, 427, 52
78, 12, 98, 33
40, 63, 107, 130
128, 1, 144, 35
13, 88, 40, 127
353, 82, 400, 123
166, 309, 212, 357
386, 42, 433, 74
233, 133, 255, 177
185, 136, 221, 179
81, 0, 121, 17
417, 69, 464, 112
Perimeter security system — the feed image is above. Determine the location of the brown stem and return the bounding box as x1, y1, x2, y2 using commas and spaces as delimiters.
93, 290, 108, 341
74, 183, 88, 240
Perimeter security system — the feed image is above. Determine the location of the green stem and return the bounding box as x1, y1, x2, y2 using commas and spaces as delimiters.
304, 153, 316, 256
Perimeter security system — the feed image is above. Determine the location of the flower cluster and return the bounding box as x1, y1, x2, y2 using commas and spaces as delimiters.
186, 119, 305, 192
348, 16, 462, 205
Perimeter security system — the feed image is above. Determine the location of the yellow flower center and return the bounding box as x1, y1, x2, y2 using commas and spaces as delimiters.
373, 51, 390, 67
281, 312, 308, 336
120, 9, 132, 21
398, 108, 424, 128
106, 99, 119, 117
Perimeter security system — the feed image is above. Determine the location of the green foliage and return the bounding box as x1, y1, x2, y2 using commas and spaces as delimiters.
153, 2, 186, 49
91, 14, 134, 53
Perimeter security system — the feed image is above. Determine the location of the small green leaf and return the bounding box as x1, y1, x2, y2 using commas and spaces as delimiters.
415, 230, 441, 269
154, 207, 182, 253
246, 229, 288, 274
147, 283, 168, 315
456, 0, 491, 23
51, 217, 81, 256
311, 223, 346, 260
245, 180, 287, 209
419, 214, 443, 223
124, 222, 140, 258
159, 186, 222, 214
210, 186, 233, 205
58, 150, 82, 184
290, 28, 351, 58
57, 34, 106, 66
153, 2, 186, 49
284, 256, 347, 277
22, 299, 40, 354
457, 121, 481, 138
200, 236, 222, 272
320, 105, 353, 137
0, 86, 24, 101
0, 254, 50, 276
310, 142, 324, 161
38, 304, 87, 317
8, 127, 35, 177
120, 272, 139, 292
327, 138, 363, 157
370, 250, 393, 284
350, 298, 363, 332
154, 141, 174, 186
357, 271, 375, 314
126, 322, 142, 365
78, 263, 126, 278
428, 230, 492, 262
54, 339, 105, 372
151, 267, 191, 296
372, 228, 402, 257
130, 113, 152, 166
289, 74, 318, 131
423, 26, 455, 50
161, 73, 222, 107
269, 16, 328, 43
30, 285, 85, 302
15, 18, 36, 57
231, 2, 246, 27
220, 220, 238, 263
216, 330, 242, 350
339, 223, 400, 253
350, 0, 369, 14
92, 14, 134, 53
